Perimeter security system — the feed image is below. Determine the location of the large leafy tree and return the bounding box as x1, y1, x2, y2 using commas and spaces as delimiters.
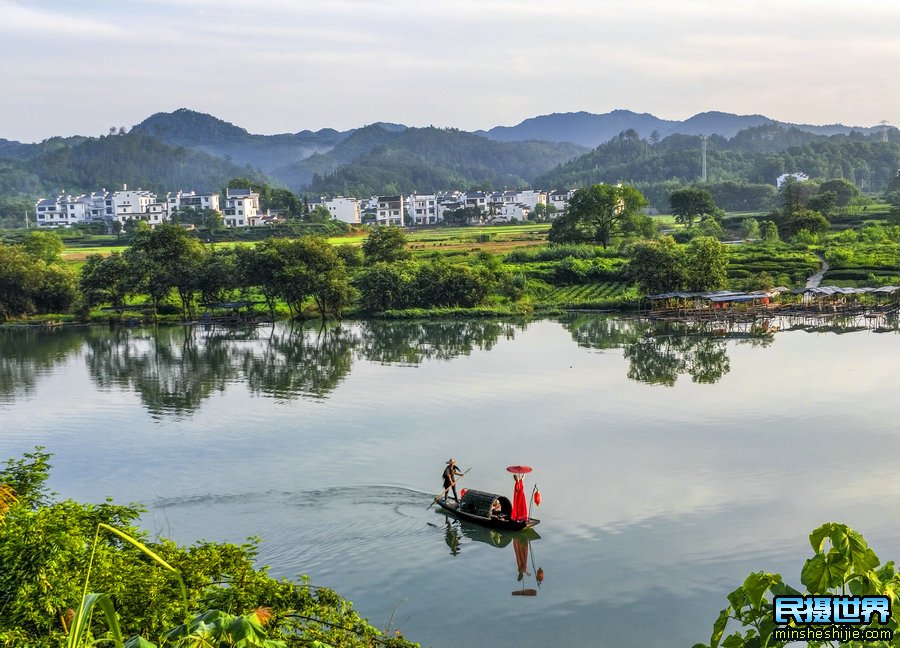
669, 187, 718, 228
362, 226, 410, 263
548, 184, 648, 248
124, 224, 206, 319
627, 235, 686, 294
80, 252, 135, 317
683, 236, 729, 291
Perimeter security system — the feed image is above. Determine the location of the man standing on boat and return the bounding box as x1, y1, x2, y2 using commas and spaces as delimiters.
442, 458, 464, 502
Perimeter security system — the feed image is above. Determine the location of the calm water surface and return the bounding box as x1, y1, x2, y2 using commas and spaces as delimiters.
2, 315, 900, 647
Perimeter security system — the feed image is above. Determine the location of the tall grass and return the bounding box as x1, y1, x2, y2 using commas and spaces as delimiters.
67, 523, 188, 648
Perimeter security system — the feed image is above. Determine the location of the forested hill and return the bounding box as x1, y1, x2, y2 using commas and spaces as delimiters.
480, 110, 884, 147
131, 108, 348, 174
299, 126, 589, 196
0, 132, 264, 197
534, 127, 900, 192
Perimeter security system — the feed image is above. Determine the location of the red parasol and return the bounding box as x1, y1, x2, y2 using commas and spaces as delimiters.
506, 465, 532, 474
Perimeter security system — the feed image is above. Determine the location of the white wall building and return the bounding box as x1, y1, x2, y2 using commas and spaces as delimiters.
548, 189, 572, 215
407, 193, 439, 225
223, 187, 260, 227
776, 172, 809, 189
167, 191, 221, 215
376, 195, 405, 226
322, 196, 361, 224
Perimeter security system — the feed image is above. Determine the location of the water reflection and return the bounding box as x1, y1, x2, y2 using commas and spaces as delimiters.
241, 324, 355, 400
562, 317, 784, 385
437, 514, 544, 596
84, 326, 240, 417
0, 327, 84, 402
3, 314, 898, 415
356, 320, 523, 365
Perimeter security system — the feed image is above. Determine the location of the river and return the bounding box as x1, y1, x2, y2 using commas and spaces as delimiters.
2, 314, 899, 647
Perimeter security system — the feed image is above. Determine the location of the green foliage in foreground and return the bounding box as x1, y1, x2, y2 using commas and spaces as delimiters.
694, 523, 899, 648
0, 449, 417, 648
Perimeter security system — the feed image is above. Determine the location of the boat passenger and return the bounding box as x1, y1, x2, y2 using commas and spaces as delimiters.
442, 458, 464, 502
491, 498, 502, 517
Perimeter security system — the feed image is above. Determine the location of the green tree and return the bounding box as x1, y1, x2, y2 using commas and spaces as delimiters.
759, 220, 780, 244
817, 178, 860, 207
740, 218, 760, 239
683, 236, 728, 291
306, 205, 332, 223
355, 262, 419, 313
125, 224, 206, 319
22, 231, 64, 263
669, 187, 718, 228
530, 203, 558, 221
80, 253, 135, 317
362, 227, 410, 263
626, 236, 686, 294
548, 184, 649, 248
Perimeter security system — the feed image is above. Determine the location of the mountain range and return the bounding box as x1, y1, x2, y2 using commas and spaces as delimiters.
0, 108, 894, 209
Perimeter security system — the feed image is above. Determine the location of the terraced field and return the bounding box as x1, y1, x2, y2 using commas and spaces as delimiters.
538, 282, 639, 308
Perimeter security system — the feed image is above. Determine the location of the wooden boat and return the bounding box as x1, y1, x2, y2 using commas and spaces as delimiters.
434, 488, 540, 531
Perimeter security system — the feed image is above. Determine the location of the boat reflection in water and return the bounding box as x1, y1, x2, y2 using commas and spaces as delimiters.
437, 514, 544, 596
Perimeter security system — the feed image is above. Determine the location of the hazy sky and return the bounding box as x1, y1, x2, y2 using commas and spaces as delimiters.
1, 0, 898, 143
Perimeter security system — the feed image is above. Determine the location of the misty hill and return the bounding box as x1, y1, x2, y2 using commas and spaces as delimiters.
302, 126, 588, 196
479, 110, 674, 148
534, 127, 900, 193
131, 108, 348, 174
482, 110, 883, 147
0, 132, 264, 197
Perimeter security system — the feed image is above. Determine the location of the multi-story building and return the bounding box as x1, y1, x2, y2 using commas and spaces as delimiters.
376, 195, 405, 226
548, 189, 572, 215
321, 196, 361, 224
167, 191, 221, 215
223, 188, 260, 227
407, 193, 439, 225
34, 195, 93, 228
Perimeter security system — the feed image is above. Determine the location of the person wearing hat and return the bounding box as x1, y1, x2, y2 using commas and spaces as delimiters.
442, 458, 464, 502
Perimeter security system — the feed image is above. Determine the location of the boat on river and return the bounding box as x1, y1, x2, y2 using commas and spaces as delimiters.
434, 488, 540, 531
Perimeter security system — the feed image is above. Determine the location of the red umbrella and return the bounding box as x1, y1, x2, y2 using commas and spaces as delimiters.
506, 465, 533, 474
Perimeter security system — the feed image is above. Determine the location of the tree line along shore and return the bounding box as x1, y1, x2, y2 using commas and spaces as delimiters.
1, 178, 899, 324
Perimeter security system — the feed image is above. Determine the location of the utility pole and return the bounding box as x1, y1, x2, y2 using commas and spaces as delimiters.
700, 135, 708, 183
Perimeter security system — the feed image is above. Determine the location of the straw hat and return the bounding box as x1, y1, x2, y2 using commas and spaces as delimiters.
446, 458, 456, 465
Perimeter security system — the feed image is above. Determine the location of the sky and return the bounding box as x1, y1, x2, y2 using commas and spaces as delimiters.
1, 0, 898, 143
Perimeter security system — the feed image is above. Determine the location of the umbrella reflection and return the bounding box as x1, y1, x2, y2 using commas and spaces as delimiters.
436, 515, 544, 596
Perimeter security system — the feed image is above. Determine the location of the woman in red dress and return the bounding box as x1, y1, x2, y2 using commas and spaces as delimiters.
511, 473, 528, 521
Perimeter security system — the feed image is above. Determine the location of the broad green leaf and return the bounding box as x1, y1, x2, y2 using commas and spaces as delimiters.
721, 634, 745, 648
877, 561, 896, 582
769, 580, 800, 597
710, 607, 731, 648
124, 637, 158, 648
742, 572, 778, 611
801, 553, 850, 593
67, 592, 124, 648
809, 522, 838, 553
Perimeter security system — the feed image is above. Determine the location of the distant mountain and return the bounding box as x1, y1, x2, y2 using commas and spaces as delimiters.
479, 110, 675, 148
303, 126, 588, 196
131, 108, 349, 174
0, 132, 265, 197
481, 110, 883, 147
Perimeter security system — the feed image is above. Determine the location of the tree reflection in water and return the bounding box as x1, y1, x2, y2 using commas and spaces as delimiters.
0, 327, 85, 401
356, 320, 522, 365
242, 323, 355, 401
84, 326, 243, 418
562, 316, 781, 386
